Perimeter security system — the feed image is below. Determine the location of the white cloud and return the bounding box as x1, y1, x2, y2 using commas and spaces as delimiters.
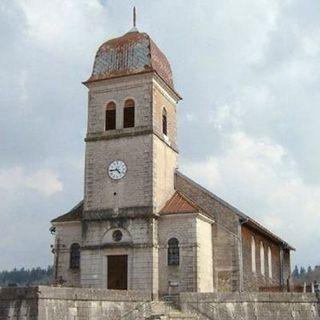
181, 131, 320, 266
185, 113, 196, 123
0, 167, 63, 196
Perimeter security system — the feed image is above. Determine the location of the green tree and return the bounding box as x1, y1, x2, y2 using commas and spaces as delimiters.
292, 265, 299, 279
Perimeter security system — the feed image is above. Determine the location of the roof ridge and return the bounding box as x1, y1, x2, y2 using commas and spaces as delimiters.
175, 171, 294, 250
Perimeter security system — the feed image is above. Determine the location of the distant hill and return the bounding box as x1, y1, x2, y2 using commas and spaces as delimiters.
0, 266, 53, 287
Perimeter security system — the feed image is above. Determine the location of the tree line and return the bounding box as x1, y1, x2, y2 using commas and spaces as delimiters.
0, 266, 53, 286
292, 265, 320, 284
0, 264, 319, 287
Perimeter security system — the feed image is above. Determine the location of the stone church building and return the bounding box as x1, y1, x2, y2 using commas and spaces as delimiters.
51, 26, 293, 297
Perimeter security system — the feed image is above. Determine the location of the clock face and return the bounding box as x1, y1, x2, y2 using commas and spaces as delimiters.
108, 160, 127, 180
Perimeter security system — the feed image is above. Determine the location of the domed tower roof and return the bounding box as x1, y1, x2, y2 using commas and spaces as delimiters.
86, 30, 174, 89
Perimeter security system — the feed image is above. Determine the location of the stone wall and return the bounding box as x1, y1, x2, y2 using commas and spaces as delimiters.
84, 74, 154, 213
86, 74, 153, 135
80, 217, 155, 292
175, 172, 292, 293
53, 221, 81, 287
2, 287, 320, 320
0, 286, 151, 320
175, 172, 242, 292
242, 224, 282, 291
158, 213, 215, 295
84, 134, 154, 212
152, 135, 177, 213
158, 214, 198, 295
84, 73, 179, 214
180, 292, 320, 320
152, 79, 178, 146
0, 287, 38, 320
196, 217, 214, 293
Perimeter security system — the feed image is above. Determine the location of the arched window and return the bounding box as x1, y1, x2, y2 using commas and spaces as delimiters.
260, 242, 265, 276
123, 99, 135, 128
105, 102, 116, 130
168, 238, 179, 266
251, 236, 256, 273
268, 246, 272, 278
162, 108, 167, 136
70, 243, 80, 269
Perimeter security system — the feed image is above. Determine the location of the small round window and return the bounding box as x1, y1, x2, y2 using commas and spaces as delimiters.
112, 230, 123, 242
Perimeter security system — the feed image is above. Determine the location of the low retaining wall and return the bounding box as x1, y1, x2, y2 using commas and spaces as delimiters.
180, 292, 320, 320
1, 287, 320, 319
0, 286, 151, 320
0, 287, 38, 320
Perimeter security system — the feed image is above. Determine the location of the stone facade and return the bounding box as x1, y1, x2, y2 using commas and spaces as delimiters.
80, 217, 155, 292
53, 221, 81, 287
241, 225, 291, 291
158, 213, 214, 295
51, 28, 293, 296
175, 173, 243, 292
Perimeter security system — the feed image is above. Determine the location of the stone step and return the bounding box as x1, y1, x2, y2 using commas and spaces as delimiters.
168, 312, 196, 320
145, 313, 196, 320
147, 301, 196, 320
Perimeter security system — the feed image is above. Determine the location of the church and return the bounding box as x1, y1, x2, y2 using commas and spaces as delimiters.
51, 23, 293, 298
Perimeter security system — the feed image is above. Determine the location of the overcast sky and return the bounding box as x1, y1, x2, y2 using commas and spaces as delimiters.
0, 0, 319, 270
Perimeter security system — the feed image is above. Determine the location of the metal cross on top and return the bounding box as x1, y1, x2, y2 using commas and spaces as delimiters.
133, 7, 136, 28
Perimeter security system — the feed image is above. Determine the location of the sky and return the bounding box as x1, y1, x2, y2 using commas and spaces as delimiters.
0, 0, 319, 270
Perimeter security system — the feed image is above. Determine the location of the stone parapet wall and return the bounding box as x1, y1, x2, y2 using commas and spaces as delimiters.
180, 292, 320, 320
0, 287, 38, 320
2, 287, 320, 320
0, 286, 151, 320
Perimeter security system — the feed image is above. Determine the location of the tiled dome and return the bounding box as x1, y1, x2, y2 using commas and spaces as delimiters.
86, 30, 174, 88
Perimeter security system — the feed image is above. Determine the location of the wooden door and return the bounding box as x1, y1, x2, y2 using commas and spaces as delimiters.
107, 255, 128, 290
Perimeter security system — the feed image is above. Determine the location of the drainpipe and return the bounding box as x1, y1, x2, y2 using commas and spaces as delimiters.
54, 237, 60, 284
280, 246, 284, 289
238, 218, 249, 292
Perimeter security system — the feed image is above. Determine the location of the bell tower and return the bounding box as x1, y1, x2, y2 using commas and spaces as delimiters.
83, 29, 181, 218
79, 27, 181, 294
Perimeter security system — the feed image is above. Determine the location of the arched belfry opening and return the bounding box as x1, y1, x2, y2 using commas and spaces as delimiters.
105, 102, 116, 130
123, 99, 135, 128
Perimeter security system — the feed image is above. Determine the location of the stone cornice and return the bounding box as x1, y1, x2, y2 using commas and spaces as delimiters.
85, 127, 179, 153
82, 206, 158, 221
